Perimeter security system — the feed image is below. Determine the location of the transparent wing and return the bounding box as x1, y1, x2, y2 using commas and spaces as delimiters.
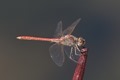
54, 21, 63, 37
62, 18, 81, 35
49, 43, 65, 66
64, 45, 81, 63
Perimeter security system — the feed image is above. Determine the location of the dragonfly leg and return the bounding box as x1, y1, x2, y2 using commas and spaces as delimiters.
69, 47, 73, 59
76, 45, 80, 51
74, 47, 79, 55
74, 45, 81, 56
69, 47, 79, 63
69, 47, 78, 63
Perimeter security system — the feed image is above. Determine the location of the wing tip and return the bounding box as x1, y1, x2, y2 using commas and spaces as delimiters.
77, 18, 82, 22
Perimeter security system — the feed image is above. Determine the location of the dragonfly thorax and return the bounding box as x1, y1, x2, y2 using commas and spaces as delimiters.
58, 35, 79, 46
58, 35, 85, 47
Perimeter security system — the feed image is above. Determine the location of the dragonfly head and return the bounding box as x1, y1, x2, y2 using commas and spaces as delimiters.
77, 37, 86, 46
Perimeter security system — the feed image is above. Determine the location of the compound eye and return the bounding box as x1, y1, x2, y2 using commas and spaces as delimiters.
77, 41, 82, 46
82, 39, 86, 46
77, 38, 85, 46
78, 43, 82, 46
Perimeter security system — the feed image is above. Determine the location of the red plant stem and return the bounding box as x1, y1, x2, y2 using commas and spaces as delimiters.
72, 48, 88, 80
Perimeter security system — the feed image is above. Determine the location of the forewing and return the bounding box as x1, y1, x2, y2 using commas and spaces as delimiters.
49, 43, 64, 66
54, 21, 63, 37
64, 46, 81, 63
62, 18, 81, 35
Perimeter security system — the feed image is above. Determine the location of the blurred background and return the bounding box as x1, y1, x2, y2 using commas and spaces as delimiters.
0, 0, 120, 80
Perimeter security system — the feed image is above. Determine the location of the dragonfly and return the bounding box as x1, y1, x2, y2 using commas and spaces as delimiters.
17, 18, 86, 66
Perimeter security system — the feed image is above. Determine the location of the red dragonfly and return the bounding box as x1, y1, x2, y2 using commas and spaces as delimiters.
17, 18, 86, 66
